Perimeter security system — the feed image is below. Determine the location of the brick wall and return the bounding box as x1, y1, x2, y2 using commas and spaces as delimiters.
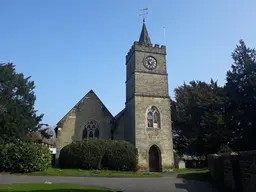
208, 150, 256, 192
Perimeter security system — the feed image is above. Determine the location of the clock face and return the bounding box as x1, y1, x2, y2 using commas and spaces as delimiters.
144, 56, 157, 70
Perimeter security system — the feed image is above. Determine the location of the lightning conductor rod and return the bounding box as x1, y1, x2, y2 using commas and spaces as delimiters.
163, 26, 167, 46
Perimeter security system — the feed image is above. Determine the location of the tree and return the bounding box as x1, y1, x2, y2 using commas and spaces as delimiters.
27, 126, 55, 146
224, 40, 256, 151
0, 63, 44, 143
172, 80, 228, 156
38, 125, 54, 140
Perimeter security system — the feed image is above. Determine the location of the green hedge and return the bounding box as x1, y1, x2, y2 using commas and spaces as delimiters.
59, 139, 138, 171
0, 141, 52, 173
102, 140, 138, 171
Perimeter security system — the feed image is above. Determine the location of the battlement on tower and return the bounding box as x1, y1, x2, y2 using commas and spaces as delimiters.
126, 41, 166, 61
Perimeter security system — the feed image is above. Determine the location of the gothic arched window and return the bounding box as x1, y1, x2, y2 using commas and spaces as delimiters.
82, 119, 100, 139
147, 106, 161, 128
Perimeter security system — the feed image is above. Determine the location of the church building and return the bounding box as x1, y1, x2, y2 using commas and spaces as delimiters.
55, 21, 174, 172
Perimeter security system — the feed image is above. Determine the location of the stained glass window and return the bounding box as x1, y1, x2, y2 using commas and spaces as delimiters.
82, 120, 100, 139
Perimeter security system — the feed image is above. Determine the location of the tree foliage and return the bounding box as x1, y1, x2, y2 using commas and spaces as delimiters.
172, 80, 228, 156
0, 63, 44, 143
172, 39, 256, 155
39, 125, 54, 140
224, 40, 256, 151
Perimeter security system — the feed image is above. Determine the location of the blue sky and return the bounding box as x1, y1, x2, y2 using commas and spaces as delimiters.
1, 0, 256, 126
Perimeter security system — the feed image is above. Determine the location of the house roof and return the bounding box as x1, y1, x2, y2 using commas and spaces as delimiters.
56, 89, 113, 127
114, 108, 126, 120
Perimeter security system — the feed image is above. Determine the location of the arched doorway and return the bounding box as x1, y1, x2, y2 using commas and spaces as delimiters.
148, 145, 161, 172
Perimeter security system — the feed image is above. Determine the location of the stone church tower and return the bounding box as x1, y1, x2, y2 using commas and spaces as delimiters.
124, 21, 174, 171
55, 20, 174, 172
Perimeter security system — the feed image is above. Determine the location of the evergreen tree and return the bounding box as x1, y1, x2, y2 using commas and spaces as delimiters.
0, 63, 44, 143
38, 125, 54, 140
172, 80, 228, 156
225, 40, 256, 151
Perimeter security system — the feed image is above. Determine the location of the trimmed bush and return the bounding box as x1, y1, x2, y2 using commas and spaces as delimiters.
57, 145, 73, 169
59, 140, 107, 170
102, 140, 138, 171
59, 139, 138, 171
0, 141, 51, 173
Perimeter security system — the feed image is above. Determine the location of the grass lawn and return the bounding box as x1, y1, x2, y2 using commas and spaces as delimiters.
22, 168, 162, 177
173, 168, 189, 173
0, 184, 111, 192
176, 169, 211, 182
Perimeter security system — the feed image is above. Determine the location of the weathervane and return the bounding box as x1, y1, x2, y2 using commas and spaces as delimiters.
140, 8, 148, 23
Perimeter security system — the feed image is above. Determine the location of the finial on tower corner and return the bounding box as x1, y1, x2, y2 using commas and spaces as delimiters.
140, 8, 148, 23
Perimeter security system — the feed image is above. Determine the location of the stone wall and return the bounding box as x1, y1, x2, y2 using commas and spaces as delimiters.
134, 96, 174, 171
239, 151, 256, 192
55, 90, 113, 158
208, 150, 256, 192
208, 154, 224, 188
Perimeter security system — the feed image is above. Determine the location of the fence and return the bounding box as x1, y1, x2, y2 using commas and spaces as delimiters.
208, 150, 256, 192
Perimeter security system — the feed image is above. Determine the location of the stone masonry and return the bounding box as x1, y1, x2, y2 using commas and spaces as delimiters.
55, 21, 174, 172
208, 151, 256, 192
125, 22, 174, 171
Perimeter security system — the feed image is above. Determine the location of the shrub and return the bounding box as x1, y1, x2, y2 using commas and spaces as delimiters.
59, 139, 138, 171
0, 141, 51, 173
78, 140, 108, 170
102, 140, 138, 171
59, 140, 108, 170
58, 145, 72, 169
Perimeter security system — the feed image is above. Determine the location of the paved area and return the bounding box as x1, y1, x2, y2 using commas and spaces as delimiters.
0, 174, 219, 192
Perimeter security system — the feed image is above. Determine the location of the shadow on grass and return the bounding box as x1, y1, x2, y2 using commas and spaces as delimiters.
175, 179, 218, 192
175, 171, 220, 192
177, 171, 211, 182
